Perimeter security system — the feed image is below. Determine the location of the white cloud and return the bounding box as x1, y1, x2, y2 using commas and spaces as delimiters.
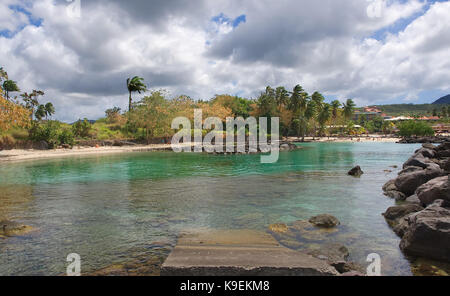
0, 0, 449, 122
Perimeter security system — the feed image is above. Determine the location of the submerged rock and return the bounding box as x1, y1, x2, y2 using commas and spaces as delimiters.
348, 166, 364, 177
0, 220, 34, 237
306, 243, 349, 264
416, 176, 450, 206
400, 200, 450, 262
268, 223, 289, 234
308, 214, 340, 228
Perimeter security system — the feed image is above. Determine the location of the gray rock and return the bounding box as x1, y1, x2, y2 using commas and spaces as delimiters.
422, 143, 436, 150
416, 176, 450, 206
383, 204, 424, 221
403, 154, 435, 169
415, 147, 436, 159
437, 149, 450, 158
400, 200, 450, 262
394, 168, 444, 196
405, 194, 422, 205
398, 166, 423, 176
306, 243, 349, 264
309, 214, 340, 228
384, 190, 406, 201
382, 179, 397, 192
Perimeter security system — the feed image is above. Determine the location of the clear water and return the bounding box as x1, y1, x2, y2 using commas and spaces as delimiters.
0, 142, 420, 275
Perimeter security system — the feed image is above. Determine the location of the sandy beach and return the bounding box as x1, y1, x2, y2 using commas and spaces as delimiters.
0, 136, 401, 163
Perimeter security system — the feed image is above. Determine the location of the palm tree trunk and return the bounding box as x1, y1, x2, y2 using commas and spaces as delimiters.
129, 91, 132, 112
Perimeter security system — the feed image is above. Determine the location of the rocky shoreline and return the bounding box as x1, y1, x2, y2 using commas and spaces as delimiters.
382, 141, 450, 263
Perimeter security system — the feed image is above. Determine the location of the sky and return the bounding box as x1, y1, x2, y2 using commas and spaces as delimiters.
0, 0, 449, 122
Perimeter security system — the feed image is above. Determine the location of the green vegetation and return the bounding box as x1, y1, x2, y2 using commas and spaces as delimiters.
376, 103, 450, 117
397, 121, 435, 138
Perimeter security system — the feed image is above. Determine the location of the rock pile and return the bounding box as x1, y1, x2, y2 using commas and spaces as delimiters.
382, 142, 450, 262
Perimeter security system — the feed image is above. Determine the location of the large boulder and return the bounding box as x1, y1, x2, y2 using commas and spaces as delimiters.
382, 204, 424, 222
394, 168, 444, 196
405, 194, 422, 206
400, 200, 450, 262
437, 150, 450, 158
308, 214, 340, 228
403, 154, 435, 170
414, 147, 436, 159
382, 179, 397, 192
416, 176, 450, 206
398, 166, 423, 176
440, 159, 450, 172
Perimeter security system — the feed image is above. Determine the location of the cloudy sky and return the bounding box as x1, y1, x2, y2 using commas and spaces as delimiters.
1, 0, 449, 122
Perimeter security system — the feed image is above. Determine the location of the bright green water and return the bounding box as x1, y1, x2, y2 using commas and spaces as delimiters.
0, 143, 420, 275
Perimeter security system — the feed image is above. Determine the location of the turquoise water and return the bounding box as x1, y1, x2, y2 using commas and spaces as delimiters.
0, 143, 420, 275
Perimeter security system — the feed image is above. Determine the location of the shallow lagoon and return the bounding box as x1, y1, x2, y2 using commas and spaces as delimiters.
0, 142, 421, 275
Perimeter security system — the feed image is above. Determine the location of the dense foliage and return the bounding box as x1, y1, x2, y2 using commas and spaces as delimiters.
397, 121, 435, 137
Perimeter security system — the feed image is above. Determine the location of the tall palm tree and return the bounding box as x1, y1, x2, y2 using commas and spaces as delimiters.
21, 90, 44, 120
275, 86, 289, 111
44, 102, 55, 120
317, 103, 331, 136
126, 76, 147, 112
2, 80, 20, 100
35, 104, 46, 121
342, 99, 356, 121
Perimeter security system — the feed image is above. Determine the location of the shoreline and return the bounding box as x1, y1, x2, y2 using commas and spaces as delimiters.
0, 136, 402, 163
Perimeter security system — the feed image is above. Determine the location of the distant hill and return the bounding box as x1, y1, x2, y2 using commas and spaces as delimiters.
433, 94, 450, 105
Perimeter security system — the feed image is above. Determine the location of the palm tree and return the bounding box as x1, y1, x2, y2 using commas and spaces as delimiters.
342, 99, 356, 121
35, 104, 46, 121
275, 86, 289, 111
44, 102, 55, 120
21, 90, 44, 120
126, 76, 147, 112
331, 100, 341, 120
2, 80, 20, 100
317, 103, 331, 136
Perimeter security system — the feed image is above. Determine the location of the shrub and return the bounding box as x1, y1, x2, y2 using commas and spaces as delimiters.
72, 119, 92, 138
29, 121, 61, 148
397, 121, 435, 137
58, 129, 75, 147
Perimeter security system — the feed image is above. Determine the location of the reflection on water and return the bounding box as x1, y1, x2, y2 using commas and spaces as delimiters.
0, 143, 422, 275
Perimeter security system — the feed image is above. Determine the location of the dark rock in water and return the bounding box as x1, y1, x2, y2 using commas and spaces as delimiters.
348, 166, 363, 177
393, 215, 414, 238
398, 166, 423, 176
400, 200, 450, 262
309, 214, 340, 228
405, 194, 422, 206
394, 168, 444, 196
383, 204, 424, 222
416, 176, 450, 206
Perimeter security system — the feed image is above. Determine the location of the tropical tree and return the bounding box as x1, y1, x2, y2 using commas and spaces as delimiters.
2, 80, 20, 100
317, 103, 331, 136
342, 99, 356, 121
275, 86, 289, 111
126, 76, 147, 112
44, 102, 55, 120
35, 104, 47, 121
21, 90, 44, 120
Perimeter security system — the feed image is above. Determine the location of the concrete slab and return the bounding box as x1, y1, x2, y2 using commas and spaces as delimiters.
161, 229, 339, 276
